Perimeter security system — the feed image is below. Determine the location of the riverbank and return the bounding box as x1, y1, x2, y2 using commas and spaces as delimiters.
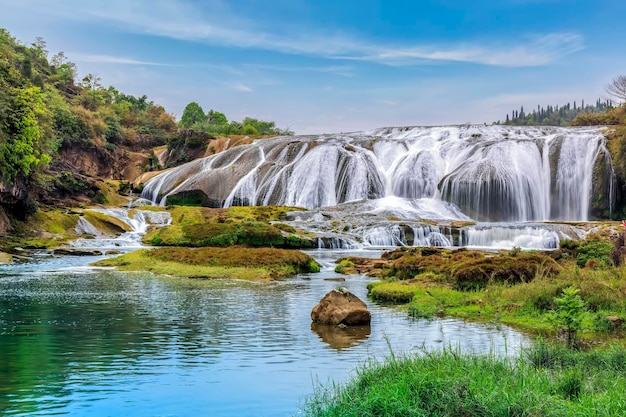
301, 340, 626, 416
340, 243, 626, 344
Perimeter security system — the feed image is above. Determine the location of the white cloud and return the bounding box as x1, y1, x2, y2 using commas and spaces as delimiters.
233, 83, 253, 93
72, 54, 173, 66
1, 0, 585, 68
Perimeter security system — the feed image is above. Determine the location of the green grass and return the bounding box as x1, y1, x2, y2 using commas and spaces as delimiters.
301, 341, 626, 417
365, 246, 626, 339
93, 246, 319, 280
141, 205, 313, 248
368, 269, 626, 337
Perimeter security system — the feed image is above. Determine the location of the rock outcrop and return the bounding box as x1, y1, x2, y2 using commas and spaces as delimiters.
0, 207, 13, 236
311, 288, 371, 325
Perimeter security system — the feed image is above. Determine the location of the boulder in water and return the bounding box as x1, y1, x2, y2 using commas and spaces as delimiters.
311, 288, 371, 325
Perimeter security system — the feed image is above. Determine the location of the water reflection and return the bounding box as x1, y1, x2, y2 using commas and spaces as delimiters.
311, 323, 371, 350
0, 251, 530, 417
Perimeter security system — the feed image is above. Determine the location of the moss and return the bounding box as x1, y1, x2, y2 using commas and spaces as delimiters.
335, 259, 356, 274
93, 246, 319, 280
142, 208, 314, 249
381, 247, 560, 290
367, 281, 417, 304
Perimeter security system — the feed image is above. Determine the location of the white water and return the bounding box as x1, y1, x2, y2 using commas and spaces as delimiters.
72, 209, 172, 249
138, 125, 614, 250
142, 125, 614, 223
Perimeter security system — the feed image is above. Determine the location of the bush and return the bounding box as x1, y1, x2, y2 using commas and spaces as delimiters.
576, 240, 614, 268
452, 253, 560, 290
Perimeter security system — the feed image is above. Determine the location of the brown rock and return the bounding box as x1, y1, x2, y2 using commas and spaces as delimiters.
607, 315, 624, 327
0, 206, 12, 236
311, 288, 371, 325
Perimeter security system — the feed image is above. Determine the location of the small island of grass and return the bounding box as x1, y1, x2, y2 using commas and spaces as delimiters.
93, 246, 320, 281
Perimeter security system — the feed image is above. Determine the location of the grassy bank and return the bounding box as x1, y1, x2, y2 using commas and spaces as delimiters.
361, 243, 626, 340
301, 341, 626, 417
93, 246, 320, 280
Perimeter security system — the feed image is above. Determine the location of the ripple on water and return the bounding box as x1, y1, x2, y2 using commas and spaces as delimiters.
0, 253, 530, 417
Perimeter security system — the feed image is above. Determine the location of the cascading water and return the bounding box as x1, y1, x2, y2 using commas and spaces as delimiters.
140, 125, 615, 249
142, 125, 614, 223
71, 209, 172, 249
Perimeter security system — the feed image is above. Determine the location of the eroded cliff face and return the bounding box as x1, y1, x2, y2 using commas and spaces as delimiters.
0, 175, 31, 229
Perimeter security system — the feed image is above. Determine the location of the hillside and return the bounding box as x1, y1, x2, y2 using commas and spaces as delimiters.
0, 29, 289, 236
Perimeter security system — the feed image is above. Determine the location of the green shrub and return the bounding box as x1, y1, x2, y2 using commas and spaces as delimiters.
335, 259, 355, 274
549, 286, 587, 348
576, 240, 614, 268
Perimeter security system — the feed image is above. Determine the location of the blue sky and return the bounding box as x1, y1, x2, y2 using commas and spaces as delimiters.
1, 0, 624, 134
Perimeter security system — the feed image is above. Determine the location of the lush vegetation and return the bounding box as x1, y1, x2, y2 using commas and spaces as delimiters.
496, 99, 614, 126
302, 341, 626, 417
143, 205, 315, 249
0, 28, 181, 215
357, 238, 626, 341
94, 246, 319, 280
179, 101, 293, 136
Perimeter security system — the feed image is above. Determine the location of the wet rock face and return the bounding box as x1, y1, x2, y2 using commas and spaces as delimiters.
0, 207, 13, 236
311, 288, 371, 326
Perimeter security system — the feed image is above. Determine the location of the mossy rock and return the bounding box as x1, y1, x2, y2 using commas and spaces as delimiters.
451, 253, 561, 290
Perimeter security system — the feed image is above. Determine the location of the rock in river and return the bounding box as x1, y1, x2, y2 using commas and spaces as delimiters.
311, 288, 371, 325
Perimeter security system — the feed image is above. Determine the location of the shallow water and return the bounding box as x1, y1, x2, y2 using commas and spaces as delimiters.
0, 250, 529, 416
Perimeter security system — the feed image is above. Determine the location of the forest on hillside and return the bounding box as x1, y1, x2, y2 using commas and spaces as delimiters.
0, 28, 287, 219
496, 99, 615, 126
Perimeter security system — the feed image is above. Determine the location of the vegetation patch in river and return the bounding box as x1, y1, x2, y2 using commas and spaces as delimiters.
143, 205, 314, 248
93, 246, 320, 280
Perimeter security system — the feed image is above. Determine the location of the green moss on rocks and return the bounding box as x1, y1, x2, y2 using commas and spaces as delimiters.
93, 246, 320, 280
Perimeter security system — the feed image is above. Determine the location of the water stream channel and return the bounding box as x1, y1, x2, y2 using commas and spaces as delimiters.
0, 248, 529, 417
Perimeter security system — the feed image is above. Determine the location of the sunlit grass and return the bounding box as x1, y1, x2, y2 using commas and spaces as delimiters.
93, 246, 319, 280
301, 341, 626, 417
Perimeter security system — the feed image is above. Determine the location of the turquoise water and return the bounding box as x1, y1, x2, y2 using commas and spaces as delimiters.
0, 250, 528, 416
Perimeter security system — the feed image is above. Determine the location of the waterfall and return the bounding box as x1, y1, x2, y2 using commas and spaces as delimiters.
72, 209, 172, 249
142, 125, 615, 223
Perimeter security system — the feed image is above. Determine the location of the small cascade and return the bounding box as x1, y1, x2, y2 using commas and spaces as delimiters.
411, 225, 452, 247
316, 236, 361, 250
72, 209, 172, 250
75, 217, 103, 237
362, 225, 409, 247
460, 224, 561, 250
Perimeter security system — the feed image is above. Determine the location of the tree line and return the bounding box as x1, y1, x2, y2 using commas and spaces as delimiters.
179, 101, 293, 136
496, 99, 615, 127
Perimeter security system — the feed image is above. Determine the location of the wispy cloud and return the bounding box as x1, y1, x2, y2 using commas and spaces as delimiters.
233, 83, 253, 93
244, 64, 355, 77
352, 33, 584, 67
72, 53, 174, 66
3, 0, 585, 67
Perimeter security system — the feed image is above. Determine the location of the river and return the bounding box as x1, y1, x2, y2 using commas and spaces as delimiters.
0, 249, 528, 416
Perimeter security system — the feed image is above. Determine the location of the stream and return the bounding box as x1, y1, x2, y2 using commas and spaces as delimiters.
0, 249, 529, 417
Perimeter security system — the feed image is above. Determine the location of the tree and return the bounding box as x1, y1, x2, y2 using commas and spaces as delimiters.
179, 102, 206, 128
606, 75, 626, 103
207, 109, 227, 125
0, 87, 51, 184
549, 286, 587, 349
